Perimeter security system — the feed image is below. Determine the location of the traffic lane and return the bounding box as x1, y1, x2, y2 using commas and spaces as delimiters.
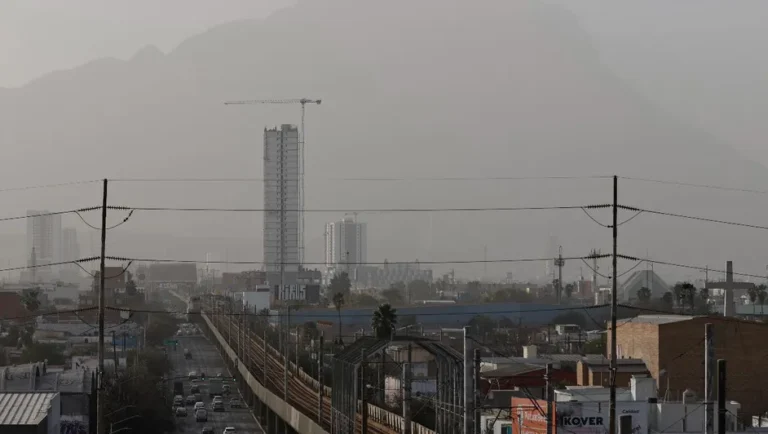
171, 335, 263, 434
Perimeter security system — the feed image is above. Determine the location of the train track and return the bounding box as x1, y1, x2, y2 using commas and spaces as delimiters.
209, 308, 399, 434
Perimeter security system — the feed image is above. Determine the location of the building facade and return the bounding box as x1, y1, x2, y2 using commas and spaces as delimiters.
324, 216, 367, 272
608, 314, 768, 421
26, 210, 62, 280
263, 125, 300, 276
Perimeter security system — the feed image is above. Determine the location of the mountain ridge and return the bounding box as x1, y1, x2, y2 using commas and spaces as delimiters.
0, 0, 766, 279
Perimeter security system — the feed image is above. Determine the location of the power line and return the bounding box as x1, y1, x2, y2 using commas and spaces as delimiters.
0, 180, 100, 193
109, 175, 613, 183
620, 255, 768, 280
619, 176, 768, 195
107, 204, 610, 214
0, 257, 99, 273
619, 205, 768, 231
0, 207, 100, 223
105, 253, 610, 266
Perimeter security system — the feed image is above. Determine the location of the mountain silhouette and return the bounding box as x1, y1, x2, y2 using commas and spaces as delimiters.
0, 0, 765, 280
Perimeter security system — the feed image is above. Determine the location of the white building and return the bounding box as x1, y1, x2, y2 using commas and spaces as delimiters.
26, 210, 62, 279
325, 216, 367, 274
263, 125, 300, 276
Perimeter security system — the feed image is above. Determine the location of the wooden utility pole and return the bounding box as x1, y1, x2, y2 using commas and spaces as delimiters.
97, 179, 108, 434
609, 175, 618, 434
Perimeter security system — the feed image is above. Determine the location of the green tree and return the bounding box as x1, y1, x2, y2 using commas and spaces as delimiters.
468, 314, 496, 336
564, 283, 575, 299
636, 287, 652, 304
329, 272, 352, 298
103, 361, 175, 433
758, 284, 768, 305
673, 282, 697, 313
583, 334, 606, 355
661, 292, 674, 310
381, 288, 405, 305
144, 312, 179, 347
21, 289, 40, 313
350, 293, 379, 307
407, 279, 432, 302
371, 304, 398, 338
332, 292, 345, 343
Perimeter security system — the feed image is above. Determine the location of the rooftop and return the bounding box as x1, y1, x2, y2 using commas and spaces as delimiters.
482, 363, 543, 378
0, 392, 57, 425
0, 362, 90, 393
617, 315, 693, 325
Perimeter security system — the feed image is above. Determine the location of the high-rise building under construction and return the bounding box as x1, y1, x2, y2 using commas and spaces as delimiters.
263, 125, 300, 277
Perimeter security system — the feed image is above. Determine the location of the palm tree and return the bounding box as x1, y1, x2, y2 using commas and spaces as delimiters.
332, 292, 345, 344
661, 292, 674, 310
636, 287, 652, 304
564, 284, 575, 299
371, 304, 398, 338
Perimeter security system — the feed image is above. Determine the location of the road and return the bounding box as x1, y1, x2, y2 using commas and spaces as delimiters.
169, 333, 264, 434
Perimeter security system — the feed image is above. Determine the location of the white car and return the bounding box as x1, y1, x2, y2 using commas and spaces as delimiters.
223, 428, 236, 434
194, 402, 205, 411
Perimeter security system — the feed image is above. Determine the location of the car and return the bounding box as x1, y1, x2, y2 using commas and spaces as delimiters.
194, 402, 205, 411
222, 384, 231, 394
195, 409, 208, 422
212, 395, 223, 403
185, 395, 196, 405
229, 399, 242, 408
201, 427, 213, 434
175, 407, 188, 417
190, 385, 200, 394
212, 401, 225, 413
188, 371, 198, 380
222, 427, 236, 434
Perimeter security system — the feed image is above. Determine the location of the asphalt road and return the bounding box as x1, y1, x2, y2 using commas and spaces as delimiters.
169, 333, 264, 434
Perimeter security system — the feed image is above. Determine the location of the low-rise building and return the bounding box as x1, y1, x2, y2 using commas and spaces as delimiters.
576, 355, 649, 387
0, 392, 61, 434
608, 314, 768, 419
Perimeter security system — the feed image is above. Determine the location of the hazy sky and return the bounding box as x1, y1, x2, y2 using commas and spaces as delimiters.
2, 0, 768, 283
0, 0, 287, 87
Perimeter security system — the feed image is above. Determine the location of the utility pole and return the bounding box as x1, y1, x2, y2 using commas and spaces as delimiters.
318, 332, 324, 424
591, 248, 600, 303
111, 331, 118, 368
555, 246, 565, 304
717, 359, 726, 434
361, 349, 369, 434
545, 363, 553, 434
96, 179, 108, 434
403, 362, 412, 434
609, 175, 618, 434
463, 326, 472, 434
474, 348, 481, 434
705, 323, 715, 434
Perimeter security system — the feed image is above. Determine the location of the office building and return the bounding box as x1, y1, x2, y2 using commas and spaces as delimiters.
26, 210, 62, 279
325, 216, 367, 273
263, 124, 301, 278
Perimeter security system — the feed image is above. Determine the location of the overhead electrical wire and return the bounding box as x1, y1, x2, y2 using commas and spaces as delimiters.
619, 176, 768, 195
109, 175, 614, 183
107, 204, 610, 214
619, 205, 768, 231
0, 179, 101, 193
0, 207, 100, 223
104, 253, 610, 266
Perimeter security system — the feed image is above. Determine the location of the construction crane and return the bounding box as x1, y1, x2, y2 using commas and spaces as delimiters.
224, 98, 322, 267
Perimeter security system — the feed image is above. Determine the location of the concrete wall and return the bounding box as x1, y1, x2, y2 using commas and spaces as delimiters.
200, 313, 329, 434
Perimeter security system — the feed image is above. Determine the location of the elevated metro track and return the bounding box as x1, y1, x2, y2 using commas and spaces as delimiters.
179, 293, 435, 434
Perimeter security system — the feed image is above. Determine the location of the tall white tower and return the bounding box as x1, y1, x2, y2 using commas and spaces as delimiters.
26, 210, 62, 274
263, 125, 301, 278
325, 216, 368, 272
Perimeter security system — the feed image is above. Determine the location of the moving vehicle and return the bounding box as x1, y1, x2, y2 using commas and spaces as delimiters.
175, 407, 188, 417
184, 348, 192, 359
201, 428, 213, 434
222, 427, 236, 434
208, 378, 223, 397
195, 409, 208, 422
222, 384, 231, 395
212, 401, 225, 412
188, 371, 198, 380
185, 395, 196, 405
212, 396, 223, 403
194, 402, 205, 411
173, 381, 184, 396
173, 395, 184, 407
229, 399, 242, 408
